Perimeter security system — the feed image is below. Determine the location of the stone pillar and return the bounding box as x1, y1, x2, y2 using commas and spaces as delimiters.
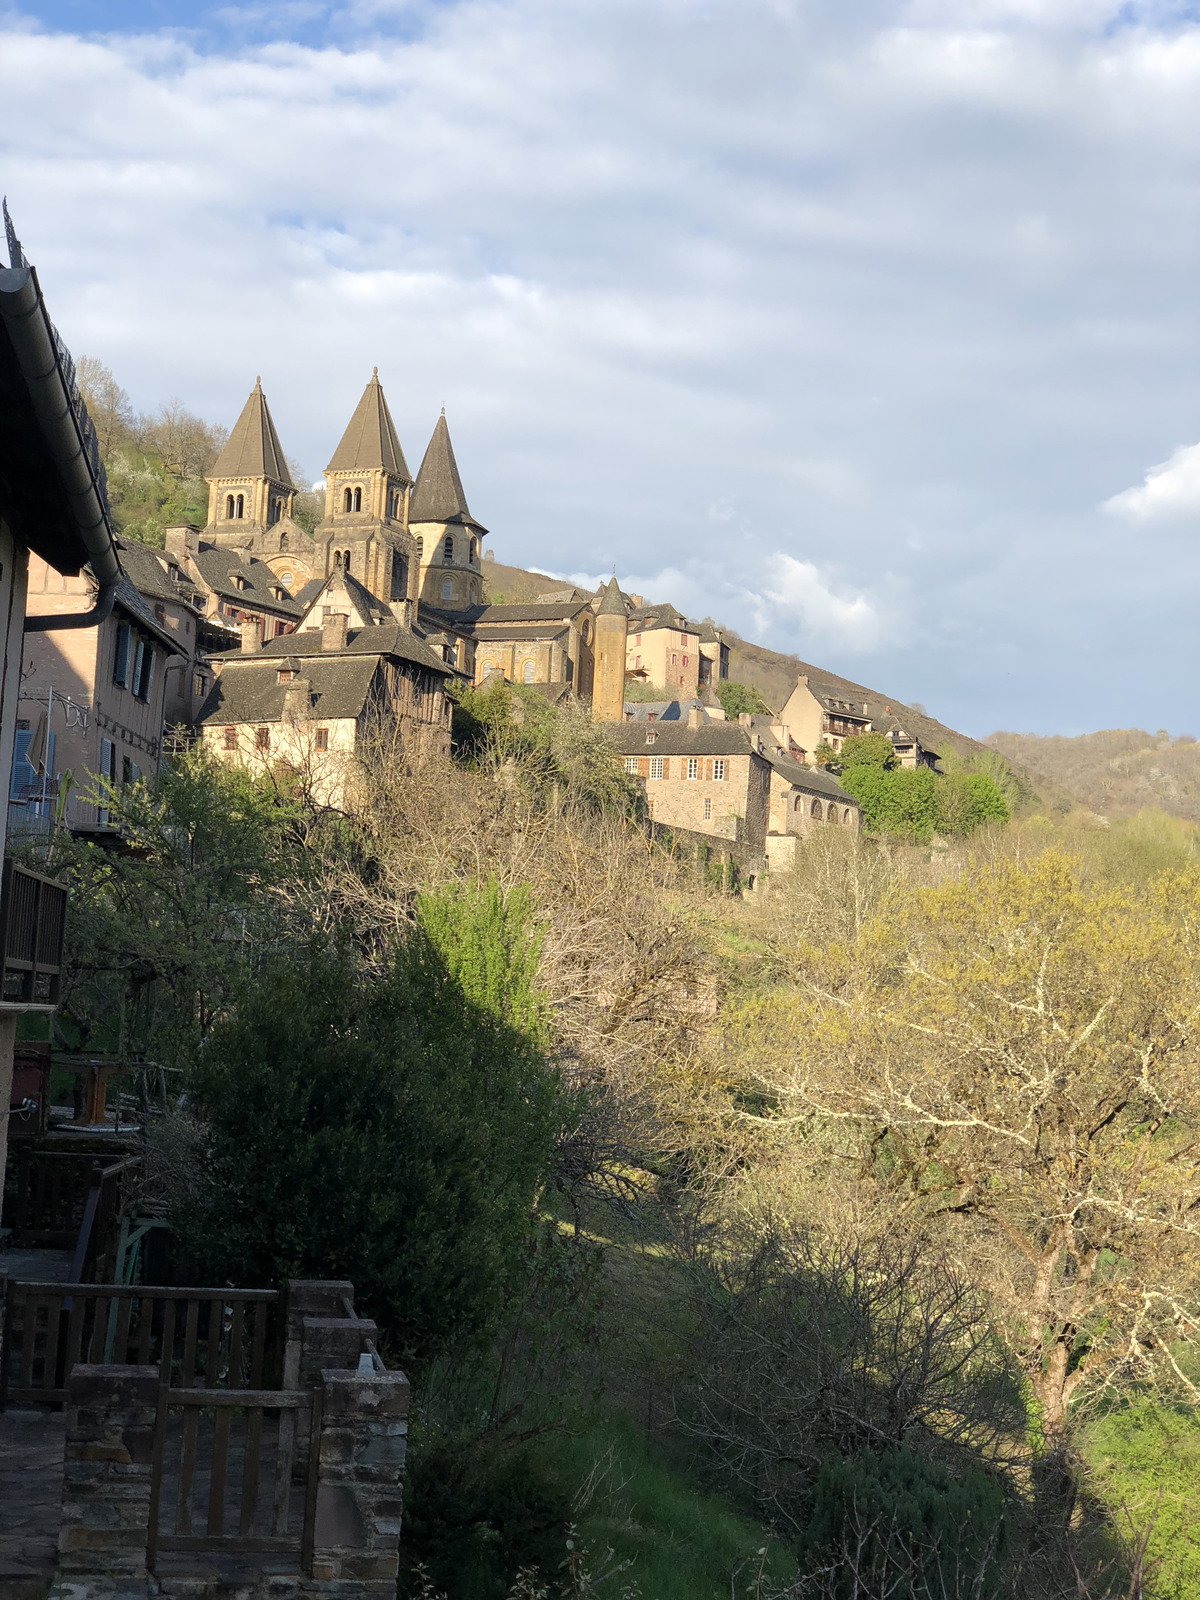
57, 1364, 157, 1591
311, 1368, 411, 1595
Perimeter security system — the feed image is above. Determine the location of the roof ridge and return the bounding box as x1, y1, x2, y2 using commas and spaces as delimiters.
210, 378, 294, 489
325, 370, 411, 479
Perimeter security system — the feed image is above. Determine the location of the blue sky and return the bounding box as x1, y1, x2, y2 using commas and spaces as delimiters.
3, 0, 1198, 738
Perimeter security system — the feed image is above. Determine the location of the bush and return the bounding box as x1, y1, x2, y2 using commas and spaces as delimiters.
934, 772, 1009, 836
717, 681, 772, 717
802, 1449, 1006, 1597
840, 764, 939, 843
178, 881, 563, 1363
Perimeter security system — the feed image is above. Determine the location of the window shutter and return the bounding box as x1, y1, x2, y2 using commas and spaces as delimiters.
142, 648, 155, 700
662, 758, 670, 778
113, 624, 131, 687
704, 758, 713, 780
638, 757, 649, 777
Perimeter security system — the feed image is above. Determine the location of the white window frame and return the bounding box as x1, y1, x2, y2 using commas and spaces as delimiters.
648, 757, 664, 780
713, 759, 725, 781
686, 757, 699, 779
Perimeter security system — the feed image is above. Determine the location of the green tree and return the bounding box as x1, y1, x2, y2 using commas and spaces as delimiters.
838, 731, 897, 773
716, 681, 772, 717
934, 771, 1010, 835
179, 882, 564, 1362
840, 764, 939, 843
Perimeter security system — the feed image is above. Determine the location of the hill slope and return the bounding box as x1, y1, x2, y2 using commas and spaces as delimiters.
986, 729, 1200, 824
481, 557, 995, 763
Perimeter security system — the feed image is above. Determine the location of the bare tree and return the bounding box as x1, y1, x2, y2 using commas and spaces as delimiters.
145, 399, 227, 479
75, 355, 135, 459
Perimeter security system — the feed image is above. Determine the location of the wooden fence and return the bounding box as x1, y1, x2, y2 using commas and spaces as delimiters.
1, 1282, 279, 1407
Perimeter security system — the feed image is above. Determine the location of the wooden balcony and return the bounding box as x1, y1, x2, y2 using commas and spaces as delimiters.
0, 859, 68, 1010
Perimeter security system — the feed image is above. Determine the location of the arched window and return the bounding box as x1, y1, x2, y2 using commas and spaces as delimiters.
235, 494, 244, 519
479, 661, 495, 677
794, 795, 803, 810
225, 494, 234, 519
811, 799, 823, 820
280, 530, 288, 551
443, 534, 454, 562
522, 661, 535, 684
343, 487, 353, 513
470, 536, 478, 563
441, 578, 452, 601
333, 550, 342, 569
343, 551, 351, 574
353, 487, 362, 513
845, 807, 854, 825
415, 538, 423, 561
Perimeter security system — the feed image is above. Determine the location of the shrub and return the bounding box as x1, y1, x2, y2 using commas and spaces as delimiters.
717, 681, 772, 717
839, 765, 939, 843
178, 881, 563, 1363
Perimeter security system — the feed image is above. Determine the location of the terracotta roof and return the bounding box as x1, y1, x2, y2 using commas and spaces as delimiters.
409, 412, 483, 528
196, 654, 380, 726
326, 371, 411, 480
210, 379, 293, 487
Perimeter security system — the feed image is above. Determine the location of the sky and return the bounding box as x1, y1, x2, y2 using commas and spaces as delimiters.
2, 0, 1198, 738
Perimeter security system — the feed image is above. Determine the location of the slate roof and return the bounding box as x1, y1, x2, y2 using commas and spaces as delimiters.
628, 602, 695, 633
606, 723, 755, 758
196, 654, 380, 726
192, 546, 303, 616
596, 576, 626, 617
762, 749, 857, 803
115, 538, 197, 607
409, 411, 484, 529
208, 622, 455, 678
326, 370, 411, 480
294, 567, 393, 628
623, 700, 713, 723
113, 575, 187, 656
451, 602, 590, 625
471, 624, 569, 644
210, 379, 293, 487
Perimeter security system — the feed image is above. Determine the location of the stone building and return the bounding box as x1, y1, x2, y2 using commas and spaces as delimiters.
777, 673, 939, 767
606, 704, 859, 858
409, 410, 487, 611
462, 599, 596, 692
592, 577, 629, 722
197, 575, 458, 806
163, 526, 303, 645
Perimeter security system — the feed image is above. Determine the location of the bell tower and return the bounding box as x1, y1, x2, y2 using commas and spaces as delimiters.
205, 378, 296, 534
317, 369, 417, 603
409, 410, 487, 611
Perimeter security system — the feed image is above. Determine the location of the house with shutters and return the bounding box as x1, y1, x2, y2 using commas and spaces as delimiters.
605, 704, 859, 858
18, 558, 186, 829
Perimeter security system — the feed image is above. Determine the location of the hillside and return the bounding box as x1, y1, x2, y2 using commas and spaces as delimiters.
987, 728, 1200, 824
481, 555, 997, 764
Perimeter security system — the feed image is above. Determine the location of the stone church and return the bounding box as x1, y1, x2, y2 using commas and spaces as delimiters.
201, 372, 487, 618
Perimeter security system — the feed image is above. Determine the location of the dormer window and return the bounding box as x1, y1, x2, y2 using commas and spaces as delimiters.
272, 587, 284, 600
234, 574, 249, 591
278, 668, 297, 683
645, 731, 657, 745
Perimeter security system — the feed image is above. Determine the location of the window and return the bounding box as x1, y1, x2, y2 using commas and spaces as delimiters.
236, 493, 245, 519
794, 795, 803, 810
343, 551, 351, 574
470, 537, 478, 563
522, 661, 535, 684
443, 535, 454, 561
280, 531, 289, 551
812, 799, 823, 819
645, 730, 657, 744
122, 756, 134, 785
113, 623, 131, 688
278, 668, 297, 683
683, 655, 689, 667
649, 757, 664, 780
315, 728, 329, 751
634, 655, 641, 668
704, 797, 712, 820
154, 603, 166, 623
634, 634, 641, 645
354, 487, 362, 513
441, 578, 452, 601
686, 757, 699, 779
132, 642, 154, 702
713, 759, 725, 781
671, 653, 677, 666
343, 487, 353, 513
194, 673, 206, 697
255, 727, 270, 751
224, 727, 237, 750
234, 574, 248, 590
225, 494, 235, 519
479, 660, 495, 676
624, 757, 639, 774
844, 807, 854, 825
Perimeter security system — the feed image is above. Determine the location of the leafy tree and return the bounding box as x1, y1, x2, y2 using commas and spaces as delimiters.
740, 854, 1200, 1449
717, 680, 772, 718
178, 881, 564, 1362
840, 764, 939, 843
35, 747, 308, 1059
934, 771, 1010, 835
838, 731, 897, 773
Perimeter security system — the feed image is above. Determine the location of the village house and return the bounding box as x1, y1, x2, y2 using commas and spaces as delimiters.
18, 557, 187, 829
606, 704, 860, 858
162, 525, 303, 645
777, 672, 939, 768
452, 599, 596, 692
197, 568, 460, 806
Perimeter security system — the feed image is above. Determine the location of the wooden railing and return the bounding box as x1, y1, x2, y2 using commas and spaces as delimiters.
1, 1282, 279, 1406
0, 859, 68, 1007
4, 1150, 140, 1283
147, 1384, 320, 1571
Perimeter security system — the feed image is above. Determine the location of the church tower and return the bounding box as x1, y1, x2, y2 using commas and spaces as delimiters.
205, 378, 296, 535
592, 576, 628, 722
409, 411, 487, 611
317, 369, 417, 603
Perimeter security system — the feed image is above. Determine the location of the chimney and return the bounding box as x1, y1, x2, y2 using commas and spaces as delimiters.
738, 712, 753, 729
282, 678, 311, 725
240, 621, 260, 653
389, 599, 412, 629
688, 703, 703, 730
322, 613, 349, 651
164, 525, 199, 560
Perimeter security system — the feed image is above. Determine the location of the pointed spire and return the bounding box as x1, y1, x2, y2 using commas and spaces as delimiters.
211, 379, 293, 487
326, 371, 411, 479
597, 576, 625, 616
409, 411, 476, 525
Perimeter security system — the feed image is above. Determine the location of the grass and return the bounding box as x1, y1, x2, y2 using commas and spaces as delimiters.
537, 1410, 796, 1600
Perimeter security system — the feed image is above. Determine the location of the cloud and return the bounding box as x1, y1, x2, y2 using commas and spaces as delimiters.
1, 0, 1199, 736
1103, 441, 1200, 522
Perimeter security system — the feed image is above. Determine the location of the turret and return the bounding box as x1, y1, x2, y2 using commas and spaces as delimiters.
205, 378, 295, 533
592, 576, 628, 722
408, 410, 486, 610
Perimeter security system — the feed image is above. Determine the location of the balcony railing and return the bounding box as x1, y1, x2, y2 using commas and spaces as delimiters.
0, 859, 68, 1008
